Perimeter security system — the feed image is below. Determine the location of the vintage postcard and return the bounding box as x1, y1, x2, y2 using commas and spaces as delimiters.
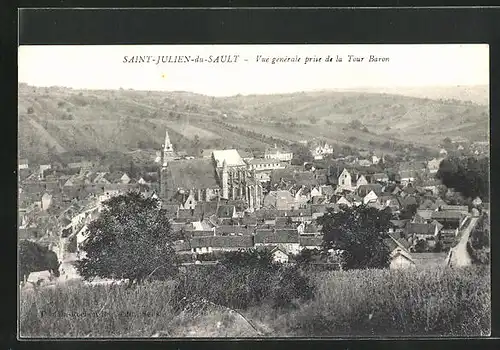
18, 44, 490, 338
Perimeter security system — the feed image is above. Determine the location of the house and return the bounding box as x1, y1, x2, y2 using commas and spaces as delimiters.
357, 184, 383, 198
264, 145, 293, 162
472, 197, 482, 207
337, 168, 354, 192
372, 155, 380, 165
405, 222, 441, 240
363, 190, 378, 205
271, 247, 290, 263
311, 142, 334, 160
431, 211, 466, 229
427, 158, 444, 174
263, 190, 295, 210
411, 252, 448, 268
439, 205, 469, 215
357, 159, 372, 167
19, 158, 29, 170
389, 219, 409, 235
190, 235, 254, 254
414, 209, 436, 223
310, 187, 322, 198
299, 236, 323, 250
182, 192, 197, 210
372, 173, 389, 183
439, 148, 448, 156
246, 158, 285, 171
399, 170, 416, 185
41, 193, 53, 211
336, 196, 352, 207
384, 234, 415, 270
356, 175, 369, 188
39, 164, 52, 179
254, 229, 300, 255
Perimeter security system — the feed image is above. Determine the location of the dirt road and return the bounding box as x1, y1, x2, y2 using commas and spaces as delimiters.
448, 216, 479, 267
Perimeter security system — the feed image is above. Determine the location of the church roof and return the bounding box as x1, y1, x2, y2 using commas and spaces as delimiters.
163, 159, 219, 190
212, 149, 246, 167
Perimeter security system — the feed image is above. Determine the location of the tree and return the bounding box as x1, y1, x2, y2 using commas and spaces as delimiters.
219, 249, 275, 268
290, 143, 313, 165
19, 240, 60, 284
436, 156, 489, 200
76, 192, 182, 284
317, 205, 392, 269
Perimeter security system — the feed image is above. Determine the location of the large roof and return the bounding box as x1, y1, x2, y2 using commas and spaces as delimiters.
163, 159, 219, 190
212, 149, 246, 167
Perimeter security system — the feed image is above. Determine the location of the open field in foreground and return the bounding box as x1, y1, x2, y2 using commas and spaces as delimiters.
19, 265, 490, 338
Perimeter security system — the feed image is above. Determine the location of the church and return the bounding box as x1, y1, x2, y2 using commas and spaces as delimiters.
159, 130, 263, 211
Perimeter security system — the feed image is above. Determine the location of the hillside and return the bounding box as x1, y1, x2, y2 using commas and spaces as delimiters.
18, 84, 489, 162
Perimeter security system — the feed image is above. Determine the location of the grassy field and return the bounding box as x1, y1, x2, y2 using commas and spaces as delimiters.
19, 265, 490, 338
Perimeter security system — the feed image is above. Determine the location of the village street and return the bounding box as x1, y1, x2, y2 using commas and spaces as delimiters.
448, 216, 478, 267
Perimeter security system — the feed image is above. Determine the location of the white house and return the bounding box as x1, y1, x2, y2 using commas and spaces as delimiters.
270, 247, 290, 264
312, 143, 334, 160
120, 173, 131, 184
19, 158, 29, 170
337, 169, 354, 192
363, 190, 379, 205
310, 187, 322, 198
372, 155, 380, 165
264, 145, 293, 162
246, 158, 285, 171
385, 235, 415, 270
427, 158, 444, 174
336, 196, 352, 207
439, 148, 448, 156
356, 175, 369, 188
41, 193, 53, 211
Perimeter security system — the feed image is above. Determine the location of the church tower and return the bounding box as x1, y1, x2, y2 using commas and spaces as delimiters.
160, 129, 176, 201
162, 130, 175, 166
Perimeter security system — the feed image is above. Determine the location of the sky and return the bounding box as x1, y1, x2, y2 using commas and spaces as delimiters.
18, 44, 489, 97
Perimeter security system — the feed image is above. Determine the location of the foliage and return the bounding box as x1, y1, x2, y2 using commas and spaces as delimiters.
290, 143, 314, 165
218, 249, 275, 268
19, 240, 60, 282
76, 192, 182, 283
172, 262, 314, 311
400, 203, 418, 220
19, 266, 490, 337
294, 248, 322, 264
317, 205, 392, 269
436, 156, 489, 199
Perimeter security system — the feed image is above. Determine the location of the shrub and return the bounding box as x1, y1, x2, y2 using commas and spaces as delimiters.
27, 106, 34, 114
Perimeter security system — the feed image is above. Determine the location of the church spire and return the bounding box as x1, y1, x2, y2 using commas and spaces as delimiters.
162, 129, 175, 167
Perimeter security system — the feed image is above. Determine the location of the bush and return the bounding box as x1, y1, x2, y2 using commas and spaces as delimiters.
27, 106, 34, 114
172, 263, 315, 311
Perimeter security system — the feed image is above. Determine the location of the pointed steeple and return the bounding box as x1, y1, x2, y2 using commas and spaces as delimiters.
161, 129, 175, 167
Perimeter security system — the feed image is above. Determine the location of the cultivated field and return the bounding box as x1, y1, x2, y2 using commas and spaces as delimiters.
19, 265, 490, 338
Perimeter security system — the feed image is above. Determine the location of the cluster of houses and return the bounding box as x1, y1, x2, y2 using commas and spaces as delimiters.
18, 130, 488, 272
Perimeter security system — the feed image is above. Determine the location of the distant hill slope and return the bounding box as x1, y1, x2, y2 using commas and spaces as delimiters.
18, 84, 489, 161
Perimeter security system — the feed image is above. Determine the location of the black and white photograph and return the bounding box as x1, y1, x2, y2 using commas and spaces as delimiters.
18, 44, 490, 338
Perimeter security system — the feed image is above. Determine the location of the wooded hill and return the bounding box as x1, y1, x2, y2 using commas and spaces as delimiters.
18, 83, 488, 163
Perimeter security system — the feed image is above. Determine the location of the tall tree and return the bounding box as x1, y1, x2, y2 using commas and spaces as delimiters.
76, 192, 182, 284
317, 205, 392, 269
436, 156, 489, 200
